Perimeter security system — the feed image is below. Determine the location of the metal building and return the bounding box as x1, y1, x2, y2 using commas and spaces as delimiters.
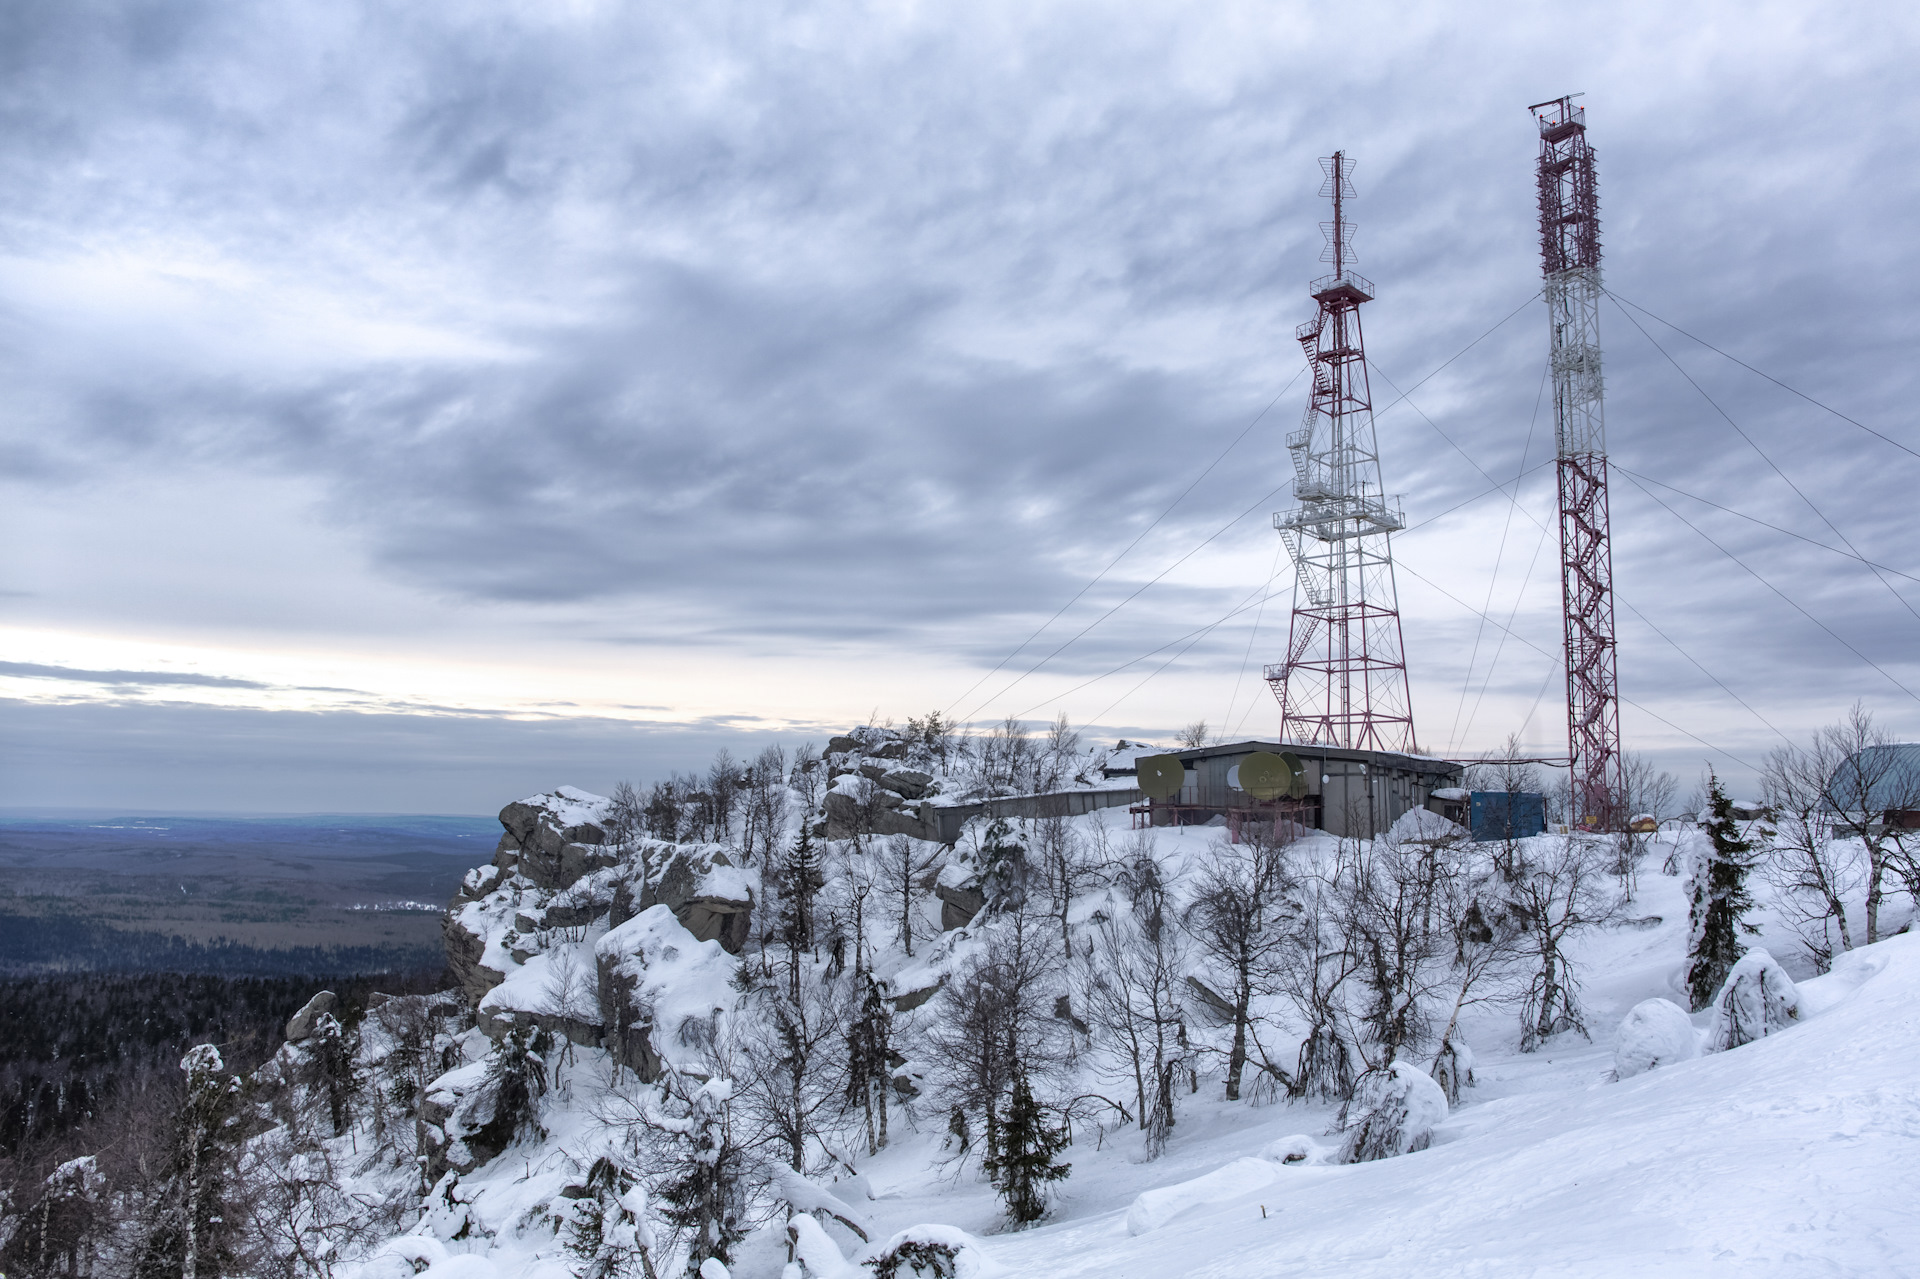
1131, 740, 1460, 839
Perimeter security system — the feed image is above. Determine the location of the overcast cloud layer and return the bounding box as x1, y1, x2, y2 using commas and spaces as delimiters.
5, 0, 1919, 811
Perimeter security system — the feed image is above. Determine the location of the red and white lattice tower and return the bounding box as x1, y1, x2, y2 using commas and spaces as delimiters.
1531, 95, 1622, 827
1265, 153, 1417, 753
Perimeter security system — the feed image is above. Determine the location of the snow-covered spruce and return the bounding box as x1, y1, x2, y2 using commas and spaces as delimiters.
1611, 998, 1701, 1079
1703, 948, 1800, 1052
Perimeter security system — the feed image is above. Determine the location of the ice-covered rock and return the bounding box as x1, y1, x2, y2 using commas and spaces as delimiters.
1337, 1061, 1448, 1163
1704, 948, 1799, 1052
1613, 997, 1700, 1079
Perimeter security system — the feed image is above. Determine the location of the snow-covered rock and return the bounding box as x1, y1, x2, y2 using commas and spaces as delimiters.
1704, 947, 1799, 1052
1336, 1061, 1448, 1163
593, 905, 741, 1079
1613, 997, 1701, 1079
1127, 1157, 1280, 1235
1386, 806, 1466, 844
284, 989, 338, 1042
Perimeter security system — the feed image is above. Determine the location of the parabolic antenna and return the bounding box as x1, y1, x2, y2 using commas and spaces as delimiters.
1237, 751, 1294, 801
1281, 751, 1309, 800
1136, 754, 1188, 800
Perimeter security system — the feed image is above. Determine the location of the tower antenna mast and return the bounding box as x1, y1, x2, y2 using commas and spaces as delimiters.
1530, 94, 1623, 827
1267, 152, 1417, 753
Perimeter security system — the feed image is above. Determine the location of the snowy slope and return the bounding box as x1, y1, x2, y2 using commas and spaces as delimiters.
981, 935, 1918, 1278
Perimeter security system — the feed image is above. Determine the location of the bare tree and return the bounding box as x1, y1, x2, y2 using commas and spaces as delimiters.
1182, 828, 1299, 1101
1034, 812, 1105, 958
1333, 834, 1453, 1072
1617, 752, 1679, 897
740, 745, 791, 869
1811, 704, 1920, 944
1078, 849, 1188, 1157
731, 973, 846, 1175
1275, 870, 1362, 1102
1762, 737, 1862, 971
925, 910, 1064, 1163
876, 835, 942, 958
790, 743, 823, 813
1177, 719, 1212, 749
1508, 837, 1617, 1050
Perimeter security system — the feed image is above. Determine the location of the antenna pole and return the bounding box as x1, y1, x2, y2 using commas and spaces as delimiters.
1531, 95, 1623, 828
1267, 153, 1417, 754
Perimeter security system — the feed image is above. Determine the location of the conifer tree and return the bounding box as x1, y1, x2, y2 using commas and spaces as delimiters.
846, 972, 893, 1155
780, 817, 824, 999
1688, 772, 1759, 1011
136, 1045, 242, 1279
982, 1062, 1070, 1226
979, 819, 1029, 914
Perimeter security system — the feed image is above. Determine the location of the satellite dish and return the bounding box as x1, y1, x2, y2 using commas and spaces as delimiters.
1237, 752, 1294, 801
1280, 751, 1309, 800
1137, 754, 1188, 800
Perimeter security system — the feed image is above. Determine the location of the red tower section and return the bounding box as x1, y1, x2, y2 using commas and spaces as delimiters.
1266, 153, 1416, 753
1532, 96, 1623, 827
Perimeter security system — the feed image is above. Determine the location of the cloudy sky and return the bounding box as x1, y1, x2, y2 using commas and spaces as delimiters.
4, 0, 1917, 813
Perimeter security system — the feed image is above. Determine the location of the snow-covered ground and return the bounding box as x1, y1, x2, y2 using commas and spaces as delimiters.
316, 795, 1917, 1279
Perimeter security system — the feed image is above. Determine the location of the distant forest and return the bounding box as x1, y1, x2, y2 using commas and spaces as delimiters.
0, 968, 445, 1174
0, 912, 444, 977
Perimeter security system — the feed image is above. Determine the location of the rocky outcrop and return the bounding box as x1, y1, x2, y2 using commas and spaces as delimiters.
934, 862, 985, 931
497, 788, 616, 892
594, 907, 740, 1081
444, 910, 506, 1004
638, 847, 755, 954
284, 990, 338, 1042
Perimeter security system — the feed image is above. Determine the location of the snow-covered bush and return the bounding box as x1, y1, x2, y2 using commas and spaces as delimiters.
1612, 998, 1700, 1079
1336, 1061, 1448, 1163
1704, 948, 1800, 1052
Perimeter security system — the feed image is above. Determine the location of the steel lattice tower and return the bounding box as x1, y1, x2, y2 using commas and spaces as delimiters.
1531, 96, 1622, 827
1266, 153, 1416, 753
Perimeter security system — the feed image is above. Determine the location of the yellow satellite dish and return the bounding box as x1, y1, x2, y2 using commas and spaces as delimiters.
1137, 754, 1188, 800
1280, 751, 1309, 800
1237, 752, 1292, 801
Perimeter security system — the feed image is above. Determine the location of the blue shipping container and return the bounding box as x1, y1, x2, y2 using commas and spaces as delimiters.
1469, 791, 1546, 842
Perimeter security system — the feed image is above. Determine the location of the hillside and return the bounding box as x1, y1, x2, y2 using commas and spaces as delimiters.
17, 732, 1911, 1279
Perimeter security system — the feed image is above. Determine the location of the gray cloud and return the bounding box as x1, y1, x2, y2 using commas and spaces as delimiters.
3, 1, 1919, 804
0, 661, 270, 689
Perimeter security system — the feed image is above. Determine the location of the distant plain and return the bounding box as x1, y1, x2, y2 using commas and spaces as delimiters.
0, 812, 498, 973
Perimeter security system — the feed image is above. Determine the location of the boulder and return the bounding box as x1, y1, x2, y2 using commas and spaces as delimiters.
934, 864, 985, 931
444, 911, 506, 1004
284, 990, 338, 1043
594, 906, 738, 1080
880, 768, 934, 799
497, 788, 612, 892
640, 848, 755, 955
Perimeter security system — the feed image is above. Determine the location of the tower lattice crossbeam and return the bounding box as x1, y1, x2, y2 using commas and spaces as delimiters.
1266, 152, 1416, 755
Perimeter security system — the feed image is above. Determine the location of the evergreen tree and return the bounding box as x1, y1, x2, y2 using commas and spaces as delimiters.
982, 1063, 1070, 1226
1688, 772, 1760, 1011
979, 819, 1029, 914
135, 1045, 242, 1279
650, 1075, 746, 1277
845, 972, 893, 1156
779, 818, 824, 998
474, 1025, 549, 1153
